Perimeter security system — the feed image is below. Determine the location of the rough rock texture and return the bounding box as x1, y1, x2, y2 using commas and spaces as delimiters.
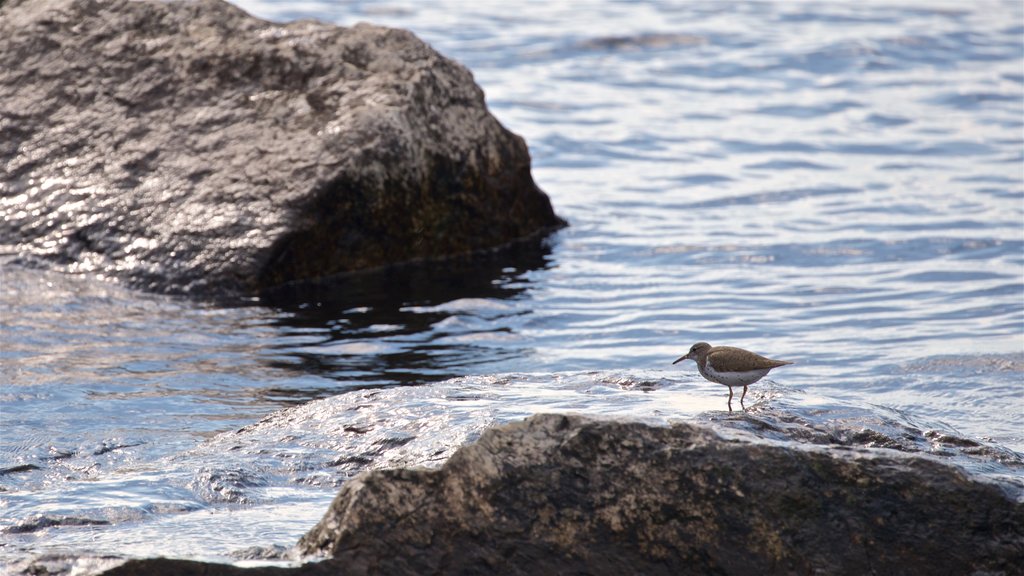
0, 0, 564, 296
294, 413, 1023, 575
96, 413, 1023, 576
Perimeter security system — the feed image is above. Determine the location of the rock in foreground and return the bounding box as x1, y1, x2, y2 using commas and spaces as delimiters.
0, 0, 564, 296
99, 413, 1023, 575
296, 413, 1022, 575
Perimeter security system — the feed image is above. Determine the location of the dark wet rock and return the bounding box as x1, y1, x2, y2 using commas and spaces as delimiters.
4, 514, 111, 534
0, 0, 563, 297
296, 414, 1023, 576
0, 464, 40, 476
188, 467, 268, 504
925, 429, 982, 447
229, 544, 293, 561
92, 441, 144, 456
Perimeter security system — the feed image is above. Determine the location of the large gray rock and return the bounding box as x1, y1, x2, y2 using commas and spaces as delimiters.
0, 0, 564, 296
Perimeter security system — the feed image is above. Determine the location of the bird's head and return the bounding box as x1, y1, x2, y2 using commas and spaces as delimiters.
672, 342, 711, 365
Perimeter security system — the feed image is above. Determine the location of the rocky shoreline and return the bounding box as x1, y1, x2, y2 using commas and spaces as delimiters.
89, 413, 1022, 576
3, 1, 1021, 575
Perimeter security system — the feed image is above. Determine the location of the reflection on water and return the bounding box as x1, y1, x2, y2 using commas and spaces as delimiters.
2, 0, 1023, 570
259, 236, 557, 392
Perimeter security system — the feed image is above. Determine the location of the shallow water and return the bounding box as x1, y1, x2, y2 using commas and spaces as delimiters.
2, 0, 1023, 569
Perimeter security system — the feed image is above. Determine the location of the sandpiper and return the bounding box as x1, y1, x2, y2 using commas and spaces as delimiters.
673, 342, 792, 407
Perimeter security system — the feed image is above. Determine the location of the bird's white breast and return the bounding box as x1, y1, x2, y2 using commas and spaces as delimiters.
703, 364, 770, 387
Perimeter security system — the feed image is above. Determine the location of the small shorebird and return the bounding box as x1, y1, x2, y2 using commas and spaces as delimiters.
673, 342, 792, 408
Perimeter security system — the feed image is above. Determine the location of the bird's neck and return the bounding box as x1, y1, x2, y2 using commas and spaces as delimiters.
694, 354, 711, 377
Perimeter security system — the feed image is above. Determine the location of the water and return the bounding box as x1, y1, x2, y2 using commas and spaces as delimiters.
2, 0, 1023, 570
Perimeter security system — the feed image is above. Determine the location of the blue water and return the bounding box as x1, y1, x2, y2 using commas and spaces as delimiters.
2, 0, 1023, 569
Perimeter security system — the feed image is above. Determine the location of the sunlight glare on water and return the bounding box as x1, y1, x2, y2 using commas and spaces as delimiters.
1, 0, 1022, 569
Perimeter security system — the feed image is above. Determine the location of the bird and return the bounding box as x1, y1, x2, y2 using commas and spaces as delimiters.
673, 342, 792, 408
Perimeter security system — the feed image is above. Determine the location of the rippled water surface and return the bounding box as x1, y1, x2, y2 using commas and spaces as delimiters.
2, 0, 1023, 569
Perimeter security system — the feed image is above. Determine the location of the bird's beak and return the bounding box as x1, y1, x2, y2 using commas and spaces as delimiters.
672, 353, 690, 365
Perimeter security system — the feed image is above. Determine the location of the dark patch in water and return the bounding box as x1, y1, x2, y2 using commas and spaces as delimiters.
373, 436, 416, 450
4, 515, 111, 534
93, 441, 143, 456
0, 464, 40, 476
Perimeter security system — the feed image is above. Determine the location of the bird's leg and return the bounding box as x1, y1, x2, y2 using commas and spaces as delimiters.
741, 385, 748, 403
727, 387, 734, 411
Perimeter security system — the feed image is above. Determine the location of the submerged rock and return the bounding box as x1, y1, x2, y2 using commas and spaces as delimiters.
0, 0, 564, 297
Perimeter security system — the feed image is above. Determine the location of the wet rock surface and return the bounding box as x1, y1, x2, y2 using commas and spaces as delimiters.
0, 0, 563, 297
96, 412, 1022, 576
297, 413, 1023, 576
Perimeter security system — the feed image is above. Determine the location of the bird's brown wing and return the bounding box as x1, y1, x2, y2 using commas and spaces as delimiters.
708, 347, 792, 372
